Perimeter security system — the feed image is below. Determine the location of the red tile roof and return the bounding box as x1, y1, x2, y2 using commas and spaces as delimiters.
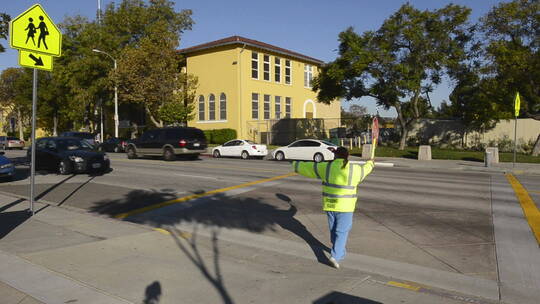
178, 36, 324, 65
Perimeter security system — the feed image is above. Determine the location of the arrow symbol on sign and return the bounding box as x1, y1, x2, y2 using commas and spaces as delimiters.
28, 54, 44, 66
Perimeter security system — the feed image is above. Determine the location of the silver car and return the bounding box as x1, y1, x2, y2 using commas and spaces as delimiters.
0, 136, 25, 150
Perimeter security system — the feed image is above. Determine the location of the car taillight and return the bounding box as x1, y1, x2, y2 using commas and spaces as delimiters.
327, 147, 336, 152
8, 140, 14, 144
252, 145, 257, 150
179, 139, 187, 147
121, 141, 126, 146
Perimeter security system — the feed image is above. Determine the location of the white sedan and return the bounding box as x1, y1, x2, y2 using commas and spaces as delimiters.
272, 139, 337, 162
212, 140, 268, 159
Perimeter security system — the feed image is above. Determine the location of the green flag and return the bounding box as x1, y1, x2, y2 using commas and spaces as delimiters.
514, 92, 521, 117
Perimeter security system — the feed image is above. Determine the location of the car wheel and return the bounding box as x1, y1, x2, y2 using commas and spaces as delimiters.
241, 151, 249, 160
275, 151, 285, 161
213, 150, 221, 158
127, 147, 137, 159
113, 146, 120, 153
163, 148, 176, 161
58, 159, 73, 175
313, 153, 324, 163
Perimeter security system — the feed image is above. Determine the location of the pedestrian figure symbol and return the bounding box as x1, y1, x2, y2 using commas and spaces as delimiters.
37, 16, 48, 50
25, 18, 36, 46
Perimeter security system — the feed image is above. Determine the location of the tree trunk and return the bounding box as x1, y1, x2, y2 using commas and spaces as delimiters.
145, 104, 163, 128
53, 114, 58, 136
532, 134, 540, 156
17, 108, 24, 141
399, 128, 408, 150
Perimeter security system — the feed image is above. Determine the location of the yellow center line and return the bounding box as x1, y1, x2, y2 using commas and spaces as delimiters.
114, 172, 297, 219
506, 174, 540, 244
387, 281, 421, 291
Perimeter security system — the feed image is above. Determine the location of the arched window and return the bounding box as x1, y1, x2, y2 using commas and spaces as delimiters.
220, 93, 227, 120
198, 95, 205, 121
208, 94, 216, 120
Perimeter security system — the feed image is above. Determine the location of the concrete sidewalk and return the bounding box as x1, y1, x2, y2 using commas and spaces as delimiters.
0, 192, 504, 304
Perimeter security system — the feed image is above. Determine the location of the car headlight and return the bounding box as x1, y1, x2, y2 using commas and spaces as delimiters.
103, 154, 109, 161
0, 163, 13, 169
69, 156, 84, 163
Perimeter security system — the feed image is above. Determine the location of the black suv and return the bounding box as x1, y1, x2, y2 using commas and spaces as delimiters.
126, 127, 207, 161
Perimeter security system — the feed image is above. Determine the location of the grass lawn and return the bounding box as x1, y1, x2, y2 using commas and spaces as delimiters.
350, 146, 540, 163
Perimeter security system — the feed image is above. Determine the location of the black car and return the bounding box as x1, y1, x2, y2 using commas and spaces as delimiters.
126, 127, 207, 161
59, 131, 96, 146
28, 137, 110, 175
98, 137, 128, 153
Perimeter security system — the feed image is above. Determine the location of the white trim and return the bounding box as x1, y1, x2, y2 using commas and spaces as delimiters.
197, 120, 228, 124
303, 99, 316, 118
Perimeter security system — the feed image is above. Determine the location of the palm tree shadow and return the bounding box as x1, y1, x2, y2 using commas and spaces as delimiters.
168, 225, 235, 304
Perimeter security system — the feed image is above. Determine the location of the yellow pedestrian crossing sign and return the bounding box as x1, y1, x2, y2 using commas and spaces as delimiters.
9, 4, 62, 57
19, 50, 53, 71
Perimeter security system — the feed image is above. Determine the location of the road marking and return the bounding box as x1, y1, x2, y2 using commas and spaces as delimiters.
506, 174, 540, 244
114, 172, 297, 219
387, 281, 421, 291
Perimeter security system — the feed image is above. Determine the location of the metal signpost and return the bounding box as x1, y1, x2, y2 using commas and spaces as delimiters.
513, 92, 521, 168
9, 4, 62, 214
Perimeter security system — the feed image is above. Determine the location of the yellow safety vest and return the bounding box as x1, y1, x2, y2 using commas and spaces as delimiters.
292, 159, 374, 212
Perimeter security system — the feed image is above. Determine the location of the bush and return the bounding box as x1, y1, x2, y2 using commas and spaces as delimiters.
204, 128, 237, 144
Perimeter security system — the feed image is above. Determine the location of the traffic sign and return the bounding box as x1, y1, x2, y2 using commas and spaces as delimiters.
9, 4, 62, 57
514, 92, 521, 117
19, 50, 53, 71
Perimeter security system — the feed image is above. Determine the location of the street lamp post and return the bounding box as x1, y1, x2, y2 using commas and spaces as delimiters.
92, 49, 119, 138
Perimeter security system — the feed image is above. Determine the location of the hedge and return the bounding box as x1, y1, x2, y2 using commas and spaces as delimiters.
203, 128, 237, 144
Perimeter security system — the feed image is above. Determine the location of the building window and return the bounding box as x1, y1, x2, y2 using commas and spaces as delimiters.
285, 60, 291, 84
264, 94, 270, 120
208, 94, 215, 120
304, 64, 313, 87
198, 95, 205, 121
275, 96, 281, 119
251, 52, 259, 79
274, 57, 281, 83
220, 93, 227, 120
252, 93, 259, 119
263, 55, 270, 81
285, 97, 291, 118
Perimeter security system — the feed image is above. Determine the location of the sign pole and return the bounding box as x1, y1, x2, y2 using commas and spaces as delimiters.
30, 68, 37, 215
512, 92, 521, 168
513, 117, 517, 168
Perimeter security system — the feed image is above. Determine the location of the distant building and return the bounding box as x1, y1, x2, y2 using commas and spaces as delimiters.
179, 36, 340, 143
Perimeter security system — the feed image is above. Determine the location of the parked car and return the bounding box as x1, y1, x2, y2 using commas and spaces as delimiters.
272, 139, 337, 162
0, 136, 25, 150
126, 127, 207, 161
98, 137, 128, 153
59, 132, 96, 146
27, 137, 110, 175
212, 139, 267, 159
0, 151, 15, 181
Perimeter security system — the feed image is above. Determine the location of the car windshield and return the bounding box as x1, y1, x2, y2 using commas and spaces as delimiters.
57, 139, 94, 151
246, 140, 256, 144
75, 133, 94, 139
7, 137, 19, 140
321, 140, 337, 146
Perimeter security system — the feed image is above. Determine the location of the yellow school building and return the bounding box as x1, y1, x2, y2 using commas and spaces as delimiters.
179, 36, 340, 144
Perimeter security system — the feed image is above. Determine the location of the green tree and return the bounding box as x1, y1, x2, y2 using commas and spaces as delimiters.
0, 68, 32, 140
158, 73, 198, 125
314, 4, 474, 149
0, 13, 10, 53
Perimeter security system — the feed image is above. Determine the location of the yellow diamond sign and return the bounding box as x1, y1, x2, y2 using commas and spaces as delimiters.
19, 50, 53, 71
9, 4, 62, 57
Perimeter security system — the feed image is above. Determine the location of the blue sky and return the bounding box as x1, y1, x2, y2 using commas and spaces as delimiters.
1, 0, 506, 116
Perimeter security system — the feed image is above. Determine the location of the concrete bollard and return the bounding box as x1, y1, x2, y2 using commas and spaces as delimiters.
485, 147, 499, 164
418, 145, 432, 161
485, 151, 493, 167
362, 144, 373, 159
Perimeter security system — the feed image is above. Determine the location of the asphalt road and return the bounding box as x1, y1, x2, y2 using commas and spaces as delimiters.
1, 149, 539, 303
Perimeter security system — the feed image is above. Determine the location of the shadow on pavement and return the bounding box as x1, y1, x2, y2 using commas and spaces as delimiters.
143, 281, 162, 304
313, 291, 383, 304
169, 226, 235, 304
89, 190, 331, 264
0, 198, 31, 239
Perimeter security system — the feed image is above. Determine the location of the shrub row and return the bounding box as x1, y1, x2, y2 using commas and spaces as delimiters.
203, 128, 237, 144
